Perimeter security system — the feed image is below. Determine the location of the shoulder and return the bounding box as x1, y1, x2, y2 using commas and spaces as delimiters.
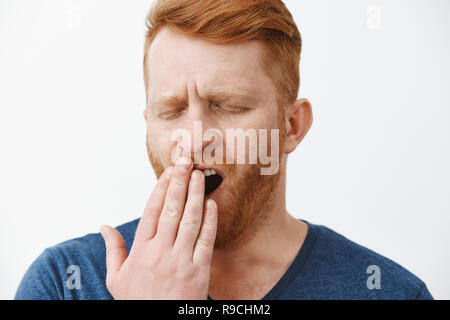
41, 218, 139, 268
301, 222, 433, 299
15, 219, 140, 300
49, 218, 140, 258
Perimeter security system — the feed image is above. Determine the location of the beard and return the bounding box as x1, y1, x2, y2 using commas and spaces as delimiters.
212, 162, 281, 249
146, 126, 285, 249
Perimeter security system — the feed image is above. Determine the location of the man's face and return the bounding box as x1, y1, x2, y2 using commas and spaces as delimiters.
145, 27, 284, 248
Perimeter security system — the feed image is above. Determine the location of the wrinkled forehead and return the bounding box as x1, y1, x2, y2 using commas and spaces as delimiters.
145, 27, 276, 103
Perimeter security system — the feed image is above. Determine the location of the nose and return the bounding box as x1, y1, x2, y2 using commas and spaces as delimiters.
171, 102, 215, 164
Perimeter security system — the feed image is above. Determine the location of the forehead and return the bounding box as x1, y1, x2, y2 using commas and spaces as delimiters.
145, 27, 275, 101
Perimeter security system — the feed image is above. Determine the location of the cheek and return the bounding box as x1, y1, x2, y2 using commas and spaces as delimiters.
266, 108, 281, 130
251, 105, 279, 129
147, 127, 174, 164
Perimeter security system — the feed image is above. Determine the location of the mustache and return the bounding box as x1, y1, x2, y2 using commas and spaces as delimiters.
193, 162, 236, 174
147, 135, 270, 180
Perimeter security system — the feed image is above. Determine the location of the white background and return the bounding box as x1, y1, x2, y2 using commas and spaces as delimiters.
0, 0, 449, 299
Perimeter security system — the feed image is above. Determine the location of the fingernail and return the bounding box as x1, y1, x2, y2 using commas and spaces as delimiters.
100, 225, 109, 240
176, 156, 192, 167
206, 199, 216, 210
191, 170, 203, 181
165, 167, 173, 179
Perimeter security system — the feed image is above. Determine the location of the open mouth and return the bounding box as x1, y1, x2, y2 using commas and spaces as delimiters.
200, 169, 223, 196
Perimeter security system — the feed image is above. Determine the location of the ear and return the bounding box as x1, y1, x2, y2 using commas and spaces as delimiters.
143, 108, 148, 121
283, 98, 313, 154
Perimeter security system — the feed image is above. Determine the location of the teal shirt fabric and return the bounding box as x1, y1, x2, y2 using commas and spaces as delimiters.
15, 219, 433, 300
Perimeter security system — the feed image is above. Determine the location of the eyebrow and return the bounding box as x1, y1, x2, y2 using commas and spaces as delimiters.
149, 88, 255, 110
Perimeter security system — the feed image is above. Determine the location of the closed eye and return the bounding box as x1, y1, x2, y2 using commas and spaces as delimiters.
210, 103, 252, 114
158, 104, 252, 120
158, 107, 186, 120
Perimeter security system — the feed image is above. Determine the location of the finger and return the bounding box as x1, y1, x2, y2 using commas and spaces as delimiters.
193, 199, 218, 266
100, 225, 128, 278
134, 167, 173, 243
174, 170, 205, 255
155, 156, 193, 246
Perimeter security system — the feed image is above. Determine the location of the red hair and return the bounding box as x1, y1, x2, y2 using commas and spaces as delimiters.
143, 0, 302, 109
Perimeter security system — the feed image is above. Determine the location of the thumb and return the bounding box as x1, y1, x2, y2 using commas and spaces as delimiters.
100, 225, 128, 275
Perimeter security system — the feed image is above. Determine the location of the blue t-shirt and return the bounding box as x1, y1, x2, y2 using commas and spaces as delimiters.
15, 219, 433, 300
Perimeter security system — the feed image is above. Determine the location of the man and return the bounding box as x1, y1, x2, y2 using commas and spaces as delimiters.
16, 0, 432, 299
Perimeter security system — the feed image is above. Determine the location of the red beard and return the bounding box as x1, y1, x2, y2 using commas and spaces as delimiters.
146, 131, 284, 249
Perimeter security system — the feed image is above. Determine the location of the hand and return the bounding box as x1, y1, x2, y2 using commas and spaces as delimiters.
100, 157, 218, 299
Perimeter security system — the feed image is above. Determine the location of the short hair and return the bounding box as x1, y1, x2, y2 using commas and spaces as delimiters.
143, 0, 302, 109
